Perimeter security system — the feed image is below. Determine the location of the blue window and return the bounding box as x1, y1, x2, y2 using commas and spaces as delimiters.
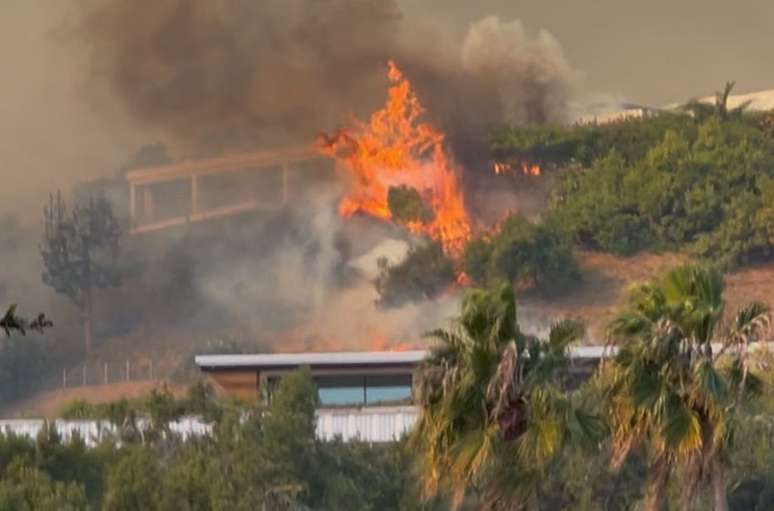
316, 375, 365, 407
365, 374, 412, 406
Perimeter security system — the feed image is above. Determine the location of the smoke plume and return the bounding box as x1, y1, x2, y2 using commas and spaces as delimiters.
74, 1, 582, 162
461, 17, 581, 124
0, 2, 584, 368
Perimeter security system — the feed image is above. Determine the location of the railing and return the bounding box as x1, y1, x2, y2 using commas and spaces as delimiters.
59, 359, 158, 389
0, 407, 419, 445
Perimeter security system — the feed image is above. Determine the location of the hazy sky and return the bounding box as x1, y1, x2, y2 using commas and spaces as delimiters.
401, 0, 774, 104
2, 1, 774, 215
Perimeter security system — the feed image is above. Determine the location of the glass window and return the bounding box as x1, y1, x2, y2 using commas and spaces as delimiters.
365, 374, 412, 406
316, 375, 365, 407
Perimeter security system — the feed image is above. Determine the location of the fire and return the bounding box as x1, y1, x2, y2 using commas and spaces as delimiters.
521, 162, 541, 176
491, 160, 541, 176
318, 60, 471, 255
370, 336, 415, 352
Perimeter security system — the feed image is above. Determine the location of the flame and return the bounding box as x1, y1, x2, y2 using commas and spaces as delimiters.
491, 160, 541, 177
521, 162, 541, 176
493, 161, 511, 175
319, 60, 471, 255
370, 336, 415, 352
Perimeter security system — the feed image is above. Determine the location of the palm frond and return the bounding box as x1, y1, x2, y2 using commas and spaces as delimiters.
547, 318, 585, 353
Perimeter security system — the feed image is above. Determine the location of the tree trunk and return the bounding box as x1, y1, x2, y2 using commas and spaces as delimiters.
82, 285, 93, 355
711, 458, 729, 511
644, 460, 669, 511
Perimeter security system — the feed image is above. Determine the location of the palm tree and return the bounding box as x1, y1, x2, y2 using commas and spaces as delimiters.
601, 265, 771, 511
681, 81, 751, 122
412, 282, 603, 510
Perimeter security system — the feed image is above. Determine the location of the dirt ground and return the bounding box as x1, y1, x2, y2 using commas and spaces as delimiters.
520, 251, 774, 342
0, 380, 186, 419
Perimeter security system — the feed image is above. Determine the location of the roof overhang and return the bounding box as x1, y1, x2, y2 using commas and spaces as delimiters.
195, 350, 428, 372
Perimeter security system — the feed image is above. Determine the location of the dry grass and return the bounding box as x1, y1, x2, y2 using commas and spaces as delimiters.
0, 379, 186, 419
520, 251, 774, 342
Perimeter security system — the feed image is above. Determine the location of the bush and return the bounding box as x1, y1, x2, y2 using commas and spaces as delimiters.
537, 115, 774, 266
387, 185, 433, 225
375, 241, 456, 308
463, 213, 579, 291
60, 399, 99, 420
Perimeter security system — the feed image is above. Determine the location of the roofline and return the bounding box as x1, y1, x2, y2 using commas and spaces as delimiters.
195, 342, 774, 370
195, 350, 428, 370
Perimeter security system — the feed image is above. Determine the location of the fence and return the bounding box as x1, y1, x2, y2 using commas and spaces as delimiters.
60, 359, 159, 390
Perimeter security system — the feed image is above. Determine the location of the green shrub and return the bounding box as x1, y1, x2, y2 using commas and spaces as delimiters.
375, 241, 455, 308
463, 213, 579, 291
59, 399, 99, 420
531, 115, 774, 266
387, 185, 434, 224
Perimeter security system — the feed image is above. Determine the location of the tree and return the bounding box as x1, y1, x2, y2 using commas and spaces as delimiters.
682, 82, 751, 122
375, 241, 455, 308
0, 460, 88, 511
412, 282, 603, 508
102, 447, 162, 510
462, 214, 579, 291
601, 265, 771, 511
41, 192, 121, 354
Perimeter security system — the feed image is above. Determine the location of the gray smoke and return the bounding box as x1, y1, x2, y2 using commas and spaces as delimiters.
461, 17, 581, 124
73, 1, 582, 162
1, 3, 587, 361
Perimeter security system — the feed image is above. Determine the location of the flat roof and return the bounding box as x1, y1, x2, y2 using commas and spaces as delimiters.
195, 347, 615, 370
195, 342, 774, 371
195, 350, 428, 370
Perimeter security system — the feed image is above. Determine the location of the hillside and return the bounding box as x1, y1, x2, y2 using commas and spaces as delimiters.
521, 251, 774, 342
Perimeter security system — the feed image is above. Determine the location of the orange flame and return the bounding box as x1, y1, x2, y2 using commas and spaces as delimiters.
370, 336, 415, 352
521, 162, 541, 176
318, 60, 471, 255
492, 160, 541, 177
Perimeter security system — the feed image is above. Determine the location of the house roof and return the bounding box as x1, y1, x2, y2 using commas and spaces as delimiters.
195, 350, 428, 370
194, 347, 617, 371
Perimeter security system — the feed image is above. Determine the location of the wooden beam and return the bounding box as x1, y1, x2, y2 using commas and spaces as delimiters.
142, 186, 154, 224
125, 146, 325, 186
191, 175, 199, 215
129, 183, 136, 230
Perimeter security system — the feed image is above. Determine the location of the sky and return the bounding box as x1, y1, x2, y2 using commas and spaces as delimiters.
2, 0, 774, 216
400, 0, 774, 104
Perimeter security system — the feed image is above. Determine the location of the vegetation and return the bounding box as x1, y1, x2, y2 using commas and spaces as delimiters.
374, 241, 455, 307
492, 88, 774, 267
412, 283, 603, 508
41, 193, 122, 354
0, 305, 51, 338
388, 185, 434, 225
0, 265, 772, 511
463, 213, 579, 291
599, 265, 771, 510
0, 373, 434, 511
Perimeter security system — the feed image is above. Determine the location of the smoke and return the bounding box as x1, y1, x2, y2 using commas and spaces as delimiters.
74, 1, 582, 160
75, 0, 401, 153
0, 2, 586, 367
461, 17, 581, 124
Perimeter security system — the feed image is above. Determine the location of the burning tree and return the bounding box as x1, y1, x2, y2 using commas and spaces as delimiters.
41, 192, 121, 355
319, 60, 471, 256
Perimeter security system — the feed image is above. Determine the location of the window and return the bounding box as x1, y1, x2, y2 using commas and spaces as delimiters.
266, 372, 415, 408
365, 374, 412, 406
316, 375, 365, 407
